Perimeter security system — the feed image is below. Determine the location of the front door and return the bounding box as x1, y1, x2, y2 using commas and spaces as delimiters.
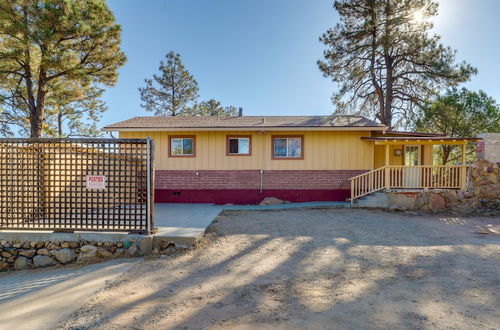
404, 145, 421, 187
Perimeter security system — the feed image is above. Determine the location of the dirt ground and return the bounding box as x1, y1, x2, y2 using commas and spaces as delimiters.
59, 209, 500, 329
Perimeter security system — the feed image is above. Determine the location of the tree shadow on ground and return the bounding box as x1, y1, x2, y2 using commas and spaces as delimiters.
59, 209, 500, 329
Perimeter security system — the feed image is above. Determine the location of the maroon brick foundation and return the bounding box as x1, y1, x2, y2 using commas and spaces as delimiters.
154, 170, 366, 204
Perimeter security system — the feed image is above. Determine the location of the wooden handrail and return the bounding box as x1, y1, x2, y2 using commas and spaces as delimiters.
350, 167, 386, 203
350, 165, 469, 204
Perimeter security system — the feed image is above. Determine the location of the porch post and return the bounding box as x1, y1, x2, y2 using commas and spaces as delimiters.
385, 143, 390, 189
460, 141, 467, 190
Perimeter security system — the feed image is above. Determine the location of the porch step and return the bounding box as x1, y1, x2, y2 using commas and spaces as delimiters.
355, 191, 389, 208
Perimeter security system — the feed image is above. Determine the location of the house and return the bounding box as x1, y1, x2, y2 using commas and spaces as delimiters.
103, 115, 479, 204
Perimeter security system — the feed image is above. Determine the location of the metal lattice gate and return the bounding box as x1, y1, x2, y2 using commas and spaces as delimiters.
0, 138, 154, 234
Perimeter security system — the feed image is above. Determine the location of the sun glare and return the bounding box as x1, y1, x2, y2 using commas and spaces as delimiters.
412, 8, 425, 23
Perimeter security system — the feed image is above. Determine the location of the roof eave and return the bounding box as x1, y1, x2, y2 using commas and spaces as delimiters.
361, 136, 481, 145
102, 126, 388, 132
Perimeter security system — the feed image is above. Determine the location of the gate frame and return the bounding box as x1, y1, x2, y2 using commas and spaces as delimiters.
0, 137, 155, 234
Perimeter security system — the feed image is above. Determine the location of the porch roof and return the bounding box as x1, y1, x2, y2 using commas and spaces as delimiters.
361, 136, 481, 145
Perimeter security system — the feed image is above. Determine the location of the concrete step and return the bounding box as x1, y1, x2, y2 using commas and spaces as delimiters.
355, 191, 389, 208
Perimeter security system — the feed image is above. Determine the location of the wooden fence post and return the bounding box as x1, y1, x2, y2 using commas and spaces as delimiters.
460, 141, 467, 190
385, 144, 390, 189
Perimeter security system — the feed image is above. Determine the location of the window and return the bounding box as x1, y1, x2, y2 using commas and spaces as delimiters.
226, 136, 251, 156
272, 136, 303, 159
169, 136, 195, 157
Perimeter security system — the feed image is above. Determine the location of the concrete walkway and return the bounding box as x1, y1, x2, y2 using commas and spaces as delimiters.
154, 203, 224, 241
0, 258, 140, 330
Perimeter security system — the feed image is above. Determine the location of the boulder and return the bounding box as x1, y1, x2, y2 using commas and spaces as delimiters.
1, 251, 12, 258
484, 199, 500, 210
18, 250, 37, 258
138, 238, 152, 255
451, 198, 481, 214
440, 190, 458, 205
429, 193, 446, 211
0, 262, 9, 271
474, 183, 500, 199
14, 256, 32, 270
114, 248, 125, 257
126, 245, 138, 257
259, 197, 289, 206
79, 245, 97, 256
463, 191, 474, 198
96, 249, 113, 258
52, 248, 77, 264
33, 255, 56, 268
45, 242, 59, 250
486, 172, 498, 184
37, 248, 50, 256
77, 244, 98, 263
3, 247, 17, 256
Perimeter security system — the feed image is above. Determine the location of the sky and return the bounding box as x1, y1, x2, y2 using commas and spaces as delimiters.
102, 0, 500, 127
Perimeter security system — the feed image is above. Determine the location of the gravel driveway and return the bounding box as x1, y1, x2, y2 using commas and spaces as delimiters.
59, 209, 500, 329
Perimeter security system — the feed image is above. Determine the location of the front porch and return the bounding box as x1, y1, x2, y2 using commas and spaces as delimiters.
350, 136, 480, 203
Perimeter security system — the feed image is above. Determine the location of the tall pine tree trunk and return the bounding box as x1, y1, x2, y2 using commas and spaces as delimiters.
58, 111, 63, 137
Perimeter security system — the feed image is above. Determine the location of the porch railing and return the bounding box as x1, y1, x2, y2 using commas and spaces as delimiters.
350, 165, 468, 203
350, 167, 386, 200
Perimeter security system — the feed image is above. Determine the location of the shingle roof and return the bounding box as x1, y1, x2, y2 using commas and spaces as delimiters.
103, 115, 386, 131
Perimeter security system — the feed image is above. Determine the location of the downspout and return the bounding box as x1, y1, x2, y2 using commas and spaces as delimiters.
259, 170, 263, 194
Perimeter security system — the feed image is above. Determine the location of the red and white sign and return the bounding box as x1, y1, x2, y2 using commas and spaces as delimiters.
86, 175, 106, 189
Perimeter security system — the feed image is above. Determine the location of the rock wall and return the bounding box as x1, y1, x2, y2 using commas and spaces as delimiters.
0, 237, 192, 272
477, 133, 500, 163
388, 159, 500, 214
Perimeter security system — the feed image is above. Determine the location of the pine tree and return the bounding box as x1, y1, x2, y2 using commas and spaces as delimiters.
188, 99, 239, 116
318, 0, 476, 128
0, 0, 126, 137
415, 88, 500, 164
139, 51, 199, 116
44, 80, 106, 137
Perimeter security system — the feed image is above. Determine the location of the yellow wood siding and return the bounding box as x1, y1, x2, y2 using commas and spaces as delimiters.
422, 145, 433, 165
374, 144, 404, 167
120, 130, 374, 170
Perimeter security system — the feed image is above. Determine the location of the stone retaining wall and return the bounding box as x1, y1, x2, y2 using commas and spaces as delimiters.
0, 237, 192, 272
388, 159, 500, 214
